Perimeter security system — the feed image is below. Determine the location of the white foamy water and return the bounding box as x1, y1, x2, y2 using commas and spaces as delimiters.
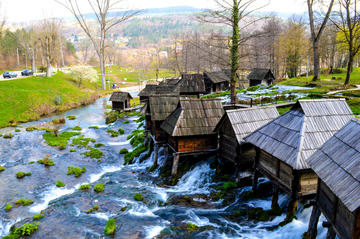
107, 140, 130, 146
0, 218, 21, 237
144, 226, 166, 239
128, 204, 159, 218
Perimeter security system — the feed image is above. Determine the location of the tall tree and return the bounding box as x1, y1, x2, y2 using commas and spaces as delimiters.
331, 0, 360, 85
307, 0, 335, 81
55, 0, 138, 90
199, 0, 267, 104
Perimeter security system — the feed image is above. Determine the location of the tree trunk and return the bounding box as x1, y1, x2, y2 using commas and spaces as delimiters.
31, 48, 36, 73
46, 55, 51, 77
312, 40, 320, 81
230, 0, 240, 104
100, 54, 106, 90
345, 52, 353, 85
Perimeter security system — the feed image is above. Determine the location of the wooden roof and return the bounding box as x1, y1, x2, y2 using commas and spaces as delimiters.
247, 68, 274, 80
216, 107, 280, 144
149, 95, 180, 121
138, 84, 158, 97
109, 92, 133, 102
308, 119, 360, 213
159, 78, 181, 86
177, 74, 205, 94
204, 71, 231, 84
161, 99, 224, 137
244, 99, 354, 170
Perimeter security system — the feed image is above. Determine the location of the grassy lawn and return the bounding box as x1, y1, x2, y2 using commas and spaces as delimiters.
0, 72, 105, 128
101, 66, 176, 84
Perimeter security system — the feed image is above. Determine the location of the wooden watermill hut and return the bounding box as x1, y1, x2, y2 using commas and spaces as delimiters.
109, 92, 133, 111
177, 74, 205, 97
161, 98, 224, 176
247, 68, 275, 87
305, 119, 360, 239
244, 99, 354, 214
215, 107, 280, 172
203, 70, 230, 94
138, 84, 158, 103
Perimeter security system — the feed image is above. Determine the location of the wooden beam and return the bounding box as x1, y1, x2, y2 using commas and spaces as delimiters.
326, 226, 336, 239
305, 205, 321, 239
172, 153, 180, 177
272, 186, 280, 210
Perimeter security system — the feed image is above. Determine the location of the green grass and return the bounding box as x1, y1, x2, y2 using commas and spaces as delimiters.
0, 72, 104, 128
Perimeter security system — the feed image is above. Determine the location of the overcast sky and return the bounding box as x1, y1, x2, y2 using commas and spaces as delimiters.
2, 0, 308, 23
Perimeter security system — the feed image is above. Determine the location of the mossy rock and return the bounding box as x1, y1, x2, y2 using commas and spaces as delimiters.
94, 143, 105, 148
15, 199, 34, 206
107, 129, 119, 137
0, 166, 5, 172
4, 203, 12, 211
51, 118, 66, 124
56, 181, 65, 188
71, 126, 82, 131
37, 158, 55, 166
119, 148, 128, 154
3, 133, 14, 139
88, 126, 99, 129
67, 166, 86, 177
94, 184, 105, 193
15, 129, 21, 132
33, 214, 44, 221
26, 126, 38, 131
16, 172, 31, 179
79, 184, 91, 190
86, 205, 99, 214
105, 111, 118, 124
2, 222, 39, 239
118, 128, 125, 135
66, 115, 76, 120
133, 193, 144, 201
122, 120, 130, 124
42, 131, 81, 149
82, 147, 103, 159
104, 218, 116, 235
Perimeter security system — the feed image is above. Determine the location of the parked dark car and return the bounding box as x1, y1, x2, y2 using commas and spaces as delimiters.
3, 72, 17, 78
21, 70, 33, 76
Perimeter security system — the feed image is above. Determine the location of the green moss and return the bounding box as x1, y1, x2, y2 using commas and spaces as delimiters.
88, 126, 99, 129
105, 111, 118, 124
86, 205, 99, 214
94, 184, 105, 193
0, 165, 4, 172
42, 131, 81, 149
51, 118, 66, 124
15, 199, 34, 206
277, 106, 292, 115
26, 126, 38, 131
122, 120, 130, 124
94, 143, 105, 148
37, 158, 55, 166
104, 218, 116, 235
136, 115, 145, 123
67, 166, 86, 177
56, 180, 65, 188
28, 161, 35, 164
118, 128, 125, 135
66, 115, 76, 120
16, 172, 31, 179
82, 147, 103, 159
133, 193, 144, 201
222, 181, 238, 190
71, 126, 82, 131
2, 222, 39, 239
119, 148, 128, 154
79, 184, 91, 190
124, 144, 148, 165
247, 85, 260, 91
15, 129, 21, 132
120, 207, 127, 212
72, 135, 94, 148
186, 223, 199, 233
33, 214, 44, 221
107, 129, 119, 137
3, 133, 14, 139
148, 165, 157, 172
70, 149, 77, 152
4, 203, 12, 211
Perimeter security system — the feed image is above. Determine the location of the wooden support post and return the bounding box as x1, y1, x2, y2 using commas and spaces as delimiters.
285, 198, 298, 222
164, 146, 169, 162
153, 144, 159, 168
305, 205, 321, 239
271, 186, 280, 210
144, 130, 149, 146
235, 165, 242, 183
171, 153, 180, 177
252, 170, 259, 192
326, 227, 336, 239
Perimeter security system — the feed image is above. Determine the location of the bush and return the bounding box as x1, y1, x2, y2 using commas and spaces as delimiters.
94, 184, 105, 193
82, 147, 103, 159
4, 203, 12, 211
33, 214, 44, 221
118, 128, 125, 135
16, 172, 31, 179
119, 148, 128, 154
104, 218, 116, 235
69, 65, 98, 86
15, 199, 33, 206
86, 205, 99, 214
56, 181, 65, 188
79, 184, 91, 190
133, 193, 144, 201
67, 166, 86, 177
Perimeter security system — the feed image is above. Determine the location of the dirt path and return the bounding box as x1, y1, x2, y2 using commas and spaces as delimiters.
326, 85, 360, 95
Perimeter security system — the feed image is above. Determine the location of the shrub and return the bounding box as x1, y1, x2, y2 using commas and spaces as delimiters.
104, 218, 116, 235
4, 203, 12, 211
33, 214, 44, 221
118, 128, 125, 135
94, 184, 105, 193
16, 172, 31, 179
79, 184, 91, 190
69, 65, 98, 86
94, 143, 105, 148
51, 118, 66, 124
0, 165, 4, 172
15, 199, 34, 206
119, 148, 128, 154
86, 205, 99, 214
133, 193, 144, 201
88, 126, 99, 129
67, 166, 86, 177
56, 181, 65, 188
66, 115, 76, 120
3, 223, 39, 239
3, 133, 13, 139
82, 147, 103, 159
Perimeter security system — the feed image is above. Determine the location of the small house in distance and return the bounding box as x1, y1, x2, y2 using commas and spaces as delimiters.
244, 99, 354, 215
247, 68, 275, 87
306, 119, 360, 239
161, 99, 224, 176
109, 92, 133, 111
215, 107, 279, 172
203, 70, 230, 94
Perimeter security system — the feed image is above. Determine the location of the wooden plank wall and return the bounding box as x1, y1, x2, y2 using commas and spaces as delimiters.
355, 213, 360, 239
177, 135, 217, 152
220, 134, 238, 164
299, 171, 318, 196
335, 200, 355, 239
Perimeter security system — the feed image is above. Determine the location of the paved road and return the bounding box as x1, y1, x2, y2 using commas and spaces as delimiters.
0, 71, 46, 81
327, 85, 360, 95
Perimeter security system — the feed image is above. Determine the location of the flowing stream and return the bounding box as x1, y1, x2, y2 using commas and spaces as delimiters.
0, 96, 327, 238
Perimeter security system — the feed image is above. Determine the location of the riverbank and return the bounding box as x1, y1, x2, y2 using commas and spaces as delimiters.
0, 72, 109, 128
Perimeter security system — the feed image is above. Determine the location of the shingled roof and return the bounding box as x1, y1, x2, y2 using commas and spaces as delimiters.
308, 119, 360, 212
244, 99, 354, 170
138, 84, 158, 97
204, 71, 231, 84
161, 99, 224, 137
216, 107, 280, 144
247, 68, 274, 80
109, 92, 133, 102
159, 78, 181, 86
149, 95, 180, 121
177, 74, 205, 94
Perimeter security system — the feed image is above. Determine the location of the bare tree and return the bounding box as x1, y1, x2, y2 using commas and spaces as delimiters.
55, 0, 138, 90
331, 0, 360, 85
199, 0, 268, 104
0, 2, 5, 35
307, 0, 335, 81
